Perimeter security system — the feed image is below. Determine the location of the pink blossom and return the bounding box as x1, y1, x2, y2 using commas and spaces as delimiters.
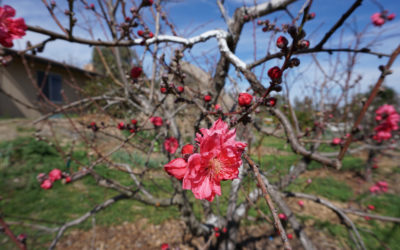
369, 185, 380, 193
297, 200, 304, 207
307, 178, 312, 184
278, 213, 287, 220
331, 137, 341, 145
0, 5, 27, 47
367, 204, 375, 210
49, 168, 62, 182
215, 104, 221, 111
164, 158, 187, 180
164, 137, 179, 154
150, 116, 163, 127
172, 119, 247, 202
40, 179, 53, 190
373, 104, 399, 142
371, 12, 385, 26
376, 181, 388, 192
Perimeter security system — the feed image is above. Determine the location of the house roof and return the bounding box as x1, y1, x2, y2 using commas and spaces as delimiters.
1, 48, 98, 77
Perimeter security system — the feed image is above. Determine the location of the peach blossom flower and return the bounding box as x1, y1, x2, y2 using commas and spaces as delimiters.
0, 5, 27, 48
164, 137, 179, 154
49, 168, 62, 182
165, 119, 246, 202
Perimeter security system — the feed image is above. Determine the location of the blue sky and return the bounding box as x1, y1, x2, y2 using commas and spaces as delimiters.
4, 0, 400, 100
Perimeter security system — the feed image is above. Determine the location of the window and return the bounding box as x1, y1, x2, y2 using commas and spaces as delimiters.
37, 71, 62, 102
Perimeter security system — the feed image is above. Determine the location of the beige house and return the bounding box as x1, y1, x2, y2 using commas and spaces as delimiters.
0, 48, 96, 118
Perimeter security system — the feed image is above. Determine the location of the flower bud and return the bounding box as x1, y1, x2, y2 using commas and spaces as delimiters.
268, 66, 282, 81
298, 40, 310, 49
276, 36, 288, 49
238, 93, 253, 107
290, 58, 300, 67
204, 95, 212, 102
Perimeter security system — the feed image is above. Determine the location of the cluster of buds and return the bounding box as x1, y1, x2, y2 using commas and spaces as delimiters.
371, 10, 395, 27
213, 227, 228, 237
286, 26, 310, 50
137, 29, 154, 39
258, 19, 278, 32
84, 3, 95, 10
160, 83, 184, 95
117, 119, 138, 133
37, 168, 71, 190
369, 181, 389, 194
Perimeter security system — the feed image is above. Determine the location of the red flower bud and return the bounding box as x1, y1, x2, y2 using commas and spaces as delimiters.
265, 97, 277, 107
118, 122, 125, 130
298, 40, 310, 49
222, 227, 227, 233
137, 30, 144, 37
268, 66, 282, 81
181, 144, 194, 155
214, 227, 219, 231
287, 233, 293, 239
215, 232, 220, 237
160, 87, 167, 93
177, 86, 184, 93
148, 32, 154, 38
130, 129, 135, 134
387, 13, 395, 21
276, 36, 288, 49
90, 3, 95, 9
367, 204, 375, 210
161, 243, 169, 250
131, 66, 142, 79
204, 95, 212, 102
150, 116, 163, 127
331, 137, 341, 145
125, 17, 130, 22
308, 12, 316, 19
65, 176, 71, 183
238, 93, 253, 107
131, 119, 138, 125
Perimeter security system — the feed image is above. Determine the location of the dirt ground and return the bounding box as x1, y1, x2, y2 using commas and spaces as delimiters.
57, 217, 343, 250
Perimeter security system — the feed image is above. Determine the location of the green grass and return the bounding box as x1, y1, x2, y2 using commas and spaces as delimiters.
261, 136, 291, 152
286, 177, 353, 202
0, 137, 180, 249
308, 156, 364, 171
